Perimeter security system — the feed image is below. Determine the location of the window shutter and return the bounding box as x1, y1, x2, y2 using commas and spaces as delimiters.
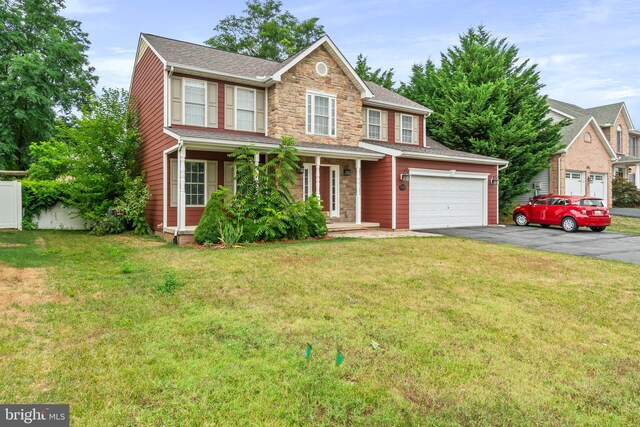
306, 94, 313, 133
207, 83, 218, 128
330, 97, 336, 136
394, 113, 400, 143
381, 111, 388, 141
171, 78, 182, 125
412, 115, 419, 144
223, 161, 236, 194
362, 109, 367, 138
256, 90, 265, 133
224, 85, 235, 129
206, 161, 218, 201
170, 158, 177, 207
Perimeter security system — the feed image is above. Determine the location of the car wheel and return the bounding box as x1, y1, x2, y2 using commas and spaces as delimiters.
540, 224, 551, 228
590, 226, 606, 232
514, 213, 528, 226
561, 217, 578, 232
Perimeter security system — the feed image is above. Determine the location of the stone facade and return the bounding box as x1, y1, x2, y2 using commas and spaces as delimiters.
267, 45, 363, 147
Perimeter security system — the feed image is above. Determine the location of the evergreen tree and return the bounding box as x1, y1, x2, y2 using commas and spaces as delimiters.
0, 0, 97, 169
354, 54, 395, 89
205, 0, 325, 61
400, 26, 566, 210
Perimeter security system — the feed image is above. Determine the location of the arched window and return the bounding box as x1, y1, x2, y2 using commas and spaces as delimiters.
617, 125, 622, 152
584, 132, 591, 143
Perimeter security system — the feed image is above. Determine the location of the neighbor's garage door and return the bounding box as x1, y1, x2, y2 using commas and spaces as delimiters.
410, 175, 485, 229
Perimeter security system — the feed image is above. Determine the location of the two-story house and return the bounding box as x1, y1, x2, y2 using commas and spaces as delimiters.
517, 99, 640, 206
130, 34, 507, 243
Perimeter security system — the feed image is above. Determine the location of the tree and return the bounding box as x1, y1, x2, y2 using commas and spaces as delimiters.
400, 26, 566, 210
205, 0, 325, 61
0, 0, 97, 170
354, 54, 395, 89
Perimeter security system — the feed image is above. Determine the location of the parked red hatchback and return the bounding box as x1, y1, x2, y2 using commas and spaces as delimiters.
513, 195, 611, 232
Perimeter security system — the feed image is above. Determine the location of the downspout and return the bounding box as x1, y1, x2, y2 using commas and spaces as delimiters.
174, 137, 184, 245
557, 154, 562, 194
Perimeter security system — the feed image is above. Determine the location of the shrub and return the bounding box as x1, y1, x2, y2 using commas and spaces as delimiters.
194, 188, 233, 244
114, 173, 152, 235
194, 137, 327, 244
612, 176, 640, 207
21, 179, 73, 230
91, 215, 125, 236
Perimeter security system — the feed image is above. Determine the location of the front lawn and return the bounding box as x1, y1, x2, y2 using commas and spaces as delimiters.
609, 215, 640, 235
1, 231, 639, 425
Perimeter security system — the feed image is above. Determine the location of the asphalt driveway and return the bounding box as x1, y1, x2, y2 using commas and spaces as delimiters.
610, 208, 640, 218
420, 225, 640, 264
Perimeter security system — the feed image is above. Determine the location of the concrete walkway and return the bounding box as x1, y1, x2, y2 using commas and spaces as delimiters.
610, 208, 640, 218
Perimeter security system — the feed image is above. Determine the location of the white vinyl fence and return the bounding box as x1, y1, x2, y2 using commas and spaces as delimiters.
0, 181, 22, 229
33, 204, 86, 230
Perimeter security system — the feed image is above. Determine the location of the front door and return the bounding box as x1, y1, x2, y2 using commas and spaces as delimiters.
304, 164, 340, 218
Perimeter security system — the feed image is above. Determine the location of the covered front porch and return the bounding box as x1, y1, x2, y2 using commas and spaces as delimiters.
614, 157, 640, 189
159, 128, 384, 242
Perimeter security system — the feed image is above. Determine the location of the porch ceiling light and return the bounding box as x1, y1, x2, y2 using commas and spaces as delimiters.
343, 165, 351, 176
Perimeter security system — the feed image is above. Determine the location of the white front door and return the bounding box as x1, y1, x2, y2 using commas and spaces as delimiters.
409, 175, 485, 229
565, 172, 584, 196
589, 173, 607, 205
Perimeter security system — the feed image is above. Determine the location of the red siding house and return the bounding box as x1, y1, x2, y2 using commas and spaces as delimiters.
130, 34, 508, 242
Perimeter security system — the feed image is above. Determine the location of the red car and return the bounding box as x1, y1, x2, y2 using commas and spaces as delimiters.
513, 195, 611, 232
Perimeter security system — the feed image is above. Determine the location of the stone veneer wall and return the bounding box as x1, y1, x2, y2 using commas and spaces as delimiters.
267, 45, 363, 147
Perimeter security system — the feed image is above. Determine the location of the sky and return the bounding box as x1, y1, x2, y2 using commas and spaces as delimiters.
62, 0, 640, 126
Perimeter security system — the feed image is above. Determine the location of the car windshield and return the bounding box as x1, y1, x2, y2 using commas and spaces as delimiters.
580, 199, 604, 207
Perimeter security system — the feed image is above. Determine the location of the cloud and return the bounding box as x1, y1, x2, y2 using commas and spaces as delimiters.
90, 56, 134, 90
63, 0, 111, 15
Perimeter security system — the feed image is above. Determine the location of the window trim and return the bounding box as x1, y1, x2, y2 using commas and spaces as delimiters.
584, 132, 591, 143
617, 125, 622, 152
184, 159, 207, 207
234, 86, 257, 132
182, 79, 207, 127
400, 114, 415, 144
367, 108, 382, 140
305, 90, 337, 137
630, 136, 637, 157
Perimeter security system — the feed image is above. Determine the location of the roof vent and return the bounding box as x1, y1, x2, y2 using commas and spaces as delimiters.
316, 61, 328, 76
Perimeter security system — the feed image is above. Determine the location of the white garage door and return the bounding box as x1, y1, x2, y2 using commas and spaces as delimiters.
589, 173, 607, 205
565, 172, 584, 196
410, 175, 485, 229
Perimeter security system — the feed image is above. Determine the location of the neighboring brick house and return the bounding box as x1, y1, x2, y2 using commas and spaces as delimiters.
517, 99, 636, 206
130, 34, 507, 242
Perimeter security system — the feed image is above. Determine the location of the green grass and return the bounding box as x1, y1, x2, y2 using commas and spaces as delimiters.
609, 215, 640, 234
1, 230, 639, 425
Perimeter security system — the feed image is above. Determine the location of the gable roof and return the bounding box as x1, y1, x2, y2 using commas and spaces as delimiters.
364, 81, 432, 114
137, 33, 429, 113
584, 102, 625, 127
561, 116, 616, 159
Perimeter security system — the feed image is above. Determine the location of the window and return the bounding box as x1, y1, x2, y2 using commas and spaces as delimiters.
580, 199, 604, 207
184, 80, 206, 126
236, 88, 255, 131
615, 167, 625, 178
631, 136, 638, 157
367, 109, 381, 140
617, 125, 622, 152
185, 161, 205, 206
401, 114, 413, 143
306, 92, 336, 136
584, 132, 591, 143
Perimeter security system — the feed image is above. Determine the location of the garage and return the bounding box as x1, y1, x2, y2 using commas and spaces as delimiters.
409, 170, 487, 229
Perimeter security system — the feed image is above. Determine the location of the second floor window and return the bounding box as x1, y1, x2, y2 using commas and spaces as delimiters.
617, 125, 622, 152
306, 92, 336, 136
236, 88, 255, 131
630, 136, 637, 157
368, 109, 381, 140
185, 80, 206, 126
401, 114, 413, 143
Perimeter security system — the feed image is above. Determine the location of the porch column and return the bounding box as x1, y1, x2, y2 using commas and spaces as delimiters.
178, 145, 186, 231
355, 159, 362, 224
636, 164, 640, 188
315, 156, 321, 196
254, 153, 260, 181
